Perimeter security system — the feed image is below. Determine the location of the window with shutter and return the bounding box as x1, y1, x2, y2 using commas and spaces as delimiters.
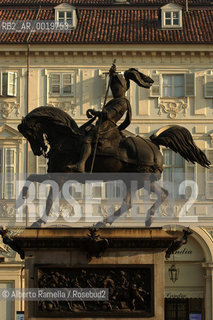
2, 73, 7, 96
206, 150, 213, 199
7, 72, 17, 96
50, 73, 60, 95
204, 75, 213, 98
0, 72, 17, 97
185, 73, 195, 97
0, 147, 16, 199
150, 74, 161, 97
151, 73, 195, 98
162, 149, 190, 199
62, 73, 73, 95
50, 72, 75, 96
0, 73, 2, 96
36, 156, 48, 199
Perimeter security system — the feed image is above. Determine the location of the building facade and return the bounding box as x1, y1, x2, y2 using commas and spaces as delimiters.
0, 0, 212, 319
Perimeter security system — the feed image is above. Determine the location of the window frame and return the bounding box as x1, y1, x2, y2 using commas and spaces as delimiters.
150, 72, 195, 98
36, 156, 48, 199
205, 149, 213, 200
204, 74, 213, 98
0, 72, 17, 97
162, 9, 182, 29
54, 5, 77, 29
0, 147, 17, 200
57, 11, 73, 26
49, 72, 75, 97
162, 148, 196, 200
162, 74, 185, 98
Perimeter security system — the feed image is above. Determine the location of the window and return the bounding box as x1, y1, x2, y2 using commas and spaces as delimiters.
36, 156, 48, 199
206, 150, 213, 199
36, 156, 47, 175
162, 149, 195, 199
0, 72, 17, 97
58, 11, 73, 25
105, 181, 123, 199
161, 4, 182, 29
204, 74, 213, 98
150, 73, 195, 98
0, 282, 14, 320
0, 148, 16, 199
49, 73, 74, 96
163, 74, 184, 97
54, 4, 77, 28
165, 299, 188, 320
165, 11, 180, 26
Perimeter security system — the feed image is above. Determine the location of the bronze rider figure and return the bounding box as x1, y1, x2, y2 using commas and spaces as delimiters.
69, 64, 154, 173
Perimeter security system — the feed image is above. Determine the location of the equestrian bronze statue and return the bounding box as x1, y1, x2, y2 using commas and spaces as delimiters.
17, 64, 210, 228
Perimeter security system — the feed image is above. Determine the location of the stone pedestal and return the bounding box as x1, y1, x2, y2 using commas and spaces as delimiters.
16, 228, 177, 320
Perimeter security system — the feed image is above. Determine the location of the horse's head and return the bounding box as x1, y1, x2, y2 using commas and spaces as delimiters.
18, 117, 46, 156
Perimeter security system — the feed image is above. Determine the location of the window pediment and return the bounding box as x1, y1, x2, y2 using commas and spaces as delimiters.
0, 125, 23, 139
161, 3, 183, 10
54, 3, 75, 11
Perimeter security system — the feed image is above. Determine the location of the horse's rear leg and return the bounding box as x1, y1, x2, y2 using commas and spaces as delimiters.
145, 181, 168, 227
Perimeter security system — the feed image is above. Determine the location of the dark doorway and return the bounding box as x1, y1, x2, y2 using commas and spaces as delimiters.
165, 298, 203, 320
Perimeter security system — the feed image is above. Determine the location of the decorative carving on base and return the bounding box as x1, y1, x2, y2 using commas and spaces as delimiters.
48, 102, 77, 116
158, 98, 188, 118
37, 266, 153, 316
0, 101, 20, 118
79, 228, 109, 259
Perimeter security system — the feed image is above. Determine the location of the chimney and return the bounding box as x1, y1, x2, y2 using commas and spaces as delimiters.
186, 0, 189, 12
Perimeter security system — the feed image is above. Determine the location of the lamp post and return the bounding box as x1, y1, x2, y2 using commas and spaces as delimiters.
168, 264, 179, 283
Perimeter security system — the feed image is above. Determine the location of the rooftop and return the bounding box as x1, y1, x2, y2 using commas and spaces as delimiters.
0, 1, 212, 44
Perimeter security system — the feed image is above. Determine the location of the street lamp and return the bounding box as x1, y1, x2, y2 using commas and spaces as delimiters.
168, 264, 179, 283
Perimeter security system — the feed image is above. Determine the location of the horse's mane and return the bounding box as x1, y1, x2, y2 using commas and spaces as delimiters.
24, 106, 80, 135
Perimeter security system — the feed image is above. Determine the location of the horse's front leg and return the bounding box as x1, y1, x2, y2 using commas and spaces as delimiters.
16, 174, 52, 210
22, 174, 52, 198
31, 178, 64, 228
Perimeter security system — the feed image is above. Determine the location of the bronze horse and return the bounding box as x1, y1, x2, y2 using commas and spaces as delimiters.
17, 106, 210, 228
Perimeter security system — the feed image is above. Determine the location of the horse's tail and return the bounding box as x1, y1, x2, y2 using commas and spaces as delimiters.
150, 125, 211, 168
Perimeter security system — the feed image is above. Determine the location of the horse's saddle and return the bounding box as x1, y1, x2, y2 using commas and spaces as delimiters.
96, 134, 163, 172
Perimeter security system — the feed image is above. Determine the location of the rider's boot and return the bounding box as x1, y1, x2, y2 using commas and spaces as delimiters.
67, 142, 92, 173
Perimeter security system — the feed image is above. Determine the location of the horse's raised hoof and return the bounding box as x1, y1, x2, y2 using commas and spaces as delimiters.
30, 219, 45, 228
93, 220, 107, 229
66, 164, 84, 173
